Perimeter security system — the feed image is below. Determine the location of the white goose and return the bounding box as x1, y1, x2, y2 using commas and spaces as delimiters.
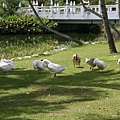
1, 59, 15, 70
33, 59, 46, 72
117, 58, 120, 65
43, 59, 66, 77
93, 58, 107, 71
0, 61, 13, 75
85, 58, 96, 70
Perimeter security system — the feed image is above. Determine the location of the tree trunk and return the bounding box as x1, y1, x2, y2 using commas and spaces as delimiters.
28, 0, 82, 45
119, 0, 120, 24
100, 0, 117, 53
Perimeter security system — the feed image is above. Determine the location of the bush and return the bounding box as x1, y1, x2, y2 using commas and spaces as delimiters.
0, 15, 57, 35
90, 0, 116, 5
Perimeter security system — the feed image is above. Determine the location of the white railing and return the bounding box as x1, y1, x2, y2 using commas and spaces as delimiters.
18, 3, 119, 21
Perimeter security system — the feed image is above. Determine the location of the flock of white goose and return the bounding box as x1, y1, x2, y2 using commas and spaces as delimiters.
0, 54, 120, 76
33, 59, 66, 77
0, 58, 66, 77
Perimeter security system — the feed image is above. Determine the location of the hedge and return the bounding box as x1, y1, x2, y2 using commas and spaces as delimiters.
0, 15, 57, 35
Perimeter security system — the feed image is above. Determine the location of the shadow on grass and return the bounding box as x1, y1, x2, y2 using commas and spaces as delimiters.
76, 113, 120, 120
0, 68, 120, 119
40, 69, 120, 90
0, 69, 51, 90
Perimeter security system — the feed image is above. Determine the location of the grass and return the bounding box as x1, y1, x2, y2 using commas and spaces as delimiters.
0, 40, 120, 120
0, 35, 59, 59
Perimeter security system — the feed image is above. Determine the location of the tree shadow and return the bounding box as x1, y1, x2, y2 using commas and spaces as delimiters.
40, 69, 120, 90
0, 68, 51, 90
0, 68, 120, 119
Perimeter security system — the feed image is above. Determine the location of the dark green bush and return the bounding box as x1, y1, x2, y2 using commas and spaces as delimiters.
0, 15, 57, 35
51, 0, 116, 5
90, 0, 116, 5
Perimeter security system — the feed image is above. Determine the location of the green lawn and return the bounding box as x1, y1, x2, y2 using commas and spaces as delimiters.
0, 41, 120, 120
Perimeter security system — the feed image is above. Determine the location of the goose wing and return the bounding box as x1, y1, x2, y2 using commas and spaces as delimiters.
33, 60, 45, 70
48, 63, 66, 73
1, 59, 15, 69
0, 62, 12, 71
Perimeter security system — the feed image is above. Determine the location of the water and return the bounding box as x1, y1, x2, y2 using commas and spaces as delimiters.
0, 34, 60, 44
0, 33, 98, 44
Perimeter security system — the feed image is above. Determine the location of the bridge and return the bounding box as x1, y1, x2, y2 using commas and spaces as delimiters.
18, 0, 120, 24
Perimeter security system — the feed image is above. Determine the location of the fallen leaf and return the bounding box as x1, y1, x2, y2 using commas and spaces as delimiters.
26, 92, 30, 94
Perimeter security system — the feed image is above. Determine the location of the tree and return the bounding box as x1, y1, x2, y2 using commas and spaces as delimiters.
28, 0, 82, 45
100, 0, 117, 53
118, 0, 120, 24
2, 0, 21, 16
80, 0, 118, 53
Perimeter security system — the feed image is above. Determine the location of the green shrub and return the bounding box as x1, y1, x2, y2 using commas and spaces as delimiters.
90, 0, 116, 5
0, 15, 57, 35
105, 0, 116, 4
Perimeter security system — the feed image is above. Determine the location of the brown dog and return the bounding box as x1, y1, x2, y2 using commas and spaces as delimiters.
72, 54, 81, 68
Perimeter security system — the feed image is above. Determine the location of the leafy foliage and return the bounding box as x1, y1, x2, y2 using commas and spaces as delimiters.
0, 0, 28, 16
89, 0, 116, 5
44, 0, 116, 5
0, 15, 57, 35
